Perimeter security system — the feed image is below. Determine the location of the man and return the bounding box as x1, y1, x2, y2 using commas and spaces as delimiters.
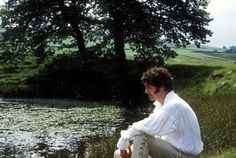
114, 67, 203, 158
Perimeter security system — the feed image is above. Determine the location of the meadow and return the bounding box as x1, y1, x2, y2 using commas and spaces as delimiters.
0, 45, 236, 157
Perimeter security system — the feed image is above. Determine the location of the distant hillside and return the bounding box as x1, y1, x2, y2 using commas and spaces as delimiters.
165, 47, 236, 95
167, 47, 236, 65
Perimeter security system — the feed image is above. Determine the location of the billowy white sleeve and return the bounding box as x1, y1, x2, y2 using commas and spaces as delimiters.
117, 126, 142, 150
117, 109, 176, 150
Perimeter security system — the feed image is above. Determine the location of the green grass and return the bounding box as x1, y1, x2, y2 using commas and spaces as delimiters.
201, 148, 236, 158
214, 148, 236, 158
0, 55, 39, 85
167, 48, 236, 65
164, 47, 236, 95
166, 63, 236, 95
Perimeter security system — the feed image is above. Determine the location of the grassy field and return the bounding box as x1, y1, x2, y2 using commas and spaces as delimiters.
168, 48, 236, 64
0, 54, 39, 96
0, 45, 236, 157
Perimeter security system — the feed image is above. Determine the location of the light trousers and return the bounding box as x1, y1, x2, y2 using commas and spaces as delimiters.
114, 134, 197, 158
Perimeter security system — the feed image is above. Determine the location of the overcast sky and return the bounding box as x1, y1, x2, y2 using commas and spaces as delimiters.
0, 0, 236, 48
207, 0, 236, 48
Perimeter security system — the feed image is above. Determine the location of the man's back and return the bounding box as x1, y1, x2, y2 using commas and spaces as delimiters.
161, 91, 203, 155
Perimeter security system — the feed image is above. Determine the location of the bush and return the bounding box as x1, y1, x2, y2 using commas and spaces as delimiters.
25, 51, 156, 103
26, 51, 118, 100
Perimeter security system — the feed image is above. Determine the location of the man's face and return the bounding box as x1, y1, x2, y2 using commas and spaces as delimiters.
144, 84, 159, 101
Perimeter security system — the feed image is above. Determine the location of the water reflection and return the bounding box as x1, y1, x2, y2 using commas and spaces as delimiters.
0, 98, 150, 158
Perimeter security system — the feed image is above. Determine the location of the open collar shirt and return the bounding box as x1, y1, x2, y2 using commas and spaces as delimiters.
117, 91, 203, 155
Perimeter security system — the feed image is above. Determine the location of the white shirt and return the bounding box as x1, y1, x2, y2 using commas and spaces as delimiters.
117, 91, 203, 155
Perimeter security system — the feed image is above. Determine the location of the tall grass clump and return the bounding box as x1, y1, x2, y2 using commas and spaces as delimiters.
85, 135, 120, 158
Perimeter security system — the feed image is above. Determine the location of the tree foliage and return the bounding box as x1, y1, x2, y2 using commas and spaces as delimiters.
0, 0, 213, 103
0, 0, 212, 62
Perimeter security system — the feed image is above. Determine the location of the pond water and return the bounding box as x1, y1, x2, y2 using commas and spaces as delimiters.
0, 98, 150, 158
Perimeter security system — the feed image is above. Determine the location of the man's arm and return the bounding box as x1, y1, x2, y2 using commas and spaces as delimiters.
117, 127, 142, 150
117, 109, 176, 150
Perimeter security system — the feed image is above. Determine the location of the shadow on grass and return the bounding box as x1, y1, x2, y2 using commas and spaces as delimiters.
166, 64, 223, 91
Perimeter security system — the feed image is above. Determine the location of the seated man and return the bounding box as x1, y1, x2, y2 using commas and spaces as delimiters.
114, 67, 203, 158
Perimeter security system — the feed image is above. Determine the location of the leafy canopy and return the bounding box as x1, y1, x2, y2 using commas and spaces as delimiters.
0, 0, 212, 64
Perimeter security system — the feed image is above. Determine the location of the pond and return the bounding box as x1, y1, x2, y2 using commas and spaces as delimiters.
0, 98, 150, 158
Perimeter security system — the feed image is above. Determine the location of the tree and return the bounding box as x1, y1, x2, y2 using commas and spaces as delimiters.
0, 0, 213, 61
228, 46, 236, 53
0, 0, 107, 57
96, 0, 212, 104
0, 0, 212, 104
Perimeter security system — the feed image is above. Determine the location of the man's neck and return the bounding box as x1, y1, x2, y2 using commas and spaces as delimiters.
159, 91, 168, 105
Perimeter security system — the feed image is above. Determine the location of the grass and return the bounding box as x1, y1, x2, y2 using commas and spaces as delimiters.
167, 63, 236, 95
0, 55, 39, 84
214, 148, 236, 158
165, 47, 236, 95
167, 48, 236, 65
201, 148, 236, 158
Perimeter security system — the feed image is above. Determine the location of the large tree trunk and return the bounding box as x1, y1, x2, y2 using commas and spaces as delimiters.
112, 9, 131, 106
69, 21, 86, 54
58, 0, 86, 54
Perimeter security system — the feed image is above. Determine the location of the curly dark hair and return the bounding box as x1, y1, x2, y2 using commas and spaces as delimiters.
141, 66, 174, 92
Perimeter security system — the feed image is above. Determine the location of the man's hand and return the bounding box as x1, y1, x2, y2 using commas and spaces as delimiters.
120, 145, 132, 158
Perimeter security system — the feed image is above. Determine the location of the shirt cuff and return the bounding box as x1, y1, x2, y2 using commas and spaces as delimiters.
117, 130, 131, 150
117, 127, 142, 150
117, 137, 129, 150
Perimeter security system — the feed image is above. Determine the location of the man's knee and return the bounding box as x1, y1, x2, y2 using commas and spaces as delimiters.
133, 134, 147, 143
132, 134, 150, 158
143, 133, 155, 140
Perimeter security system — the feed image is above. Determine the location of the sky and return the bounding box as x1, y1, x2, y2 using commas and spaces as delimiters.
206, 0, 236, 48
0, 0, 236, 48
